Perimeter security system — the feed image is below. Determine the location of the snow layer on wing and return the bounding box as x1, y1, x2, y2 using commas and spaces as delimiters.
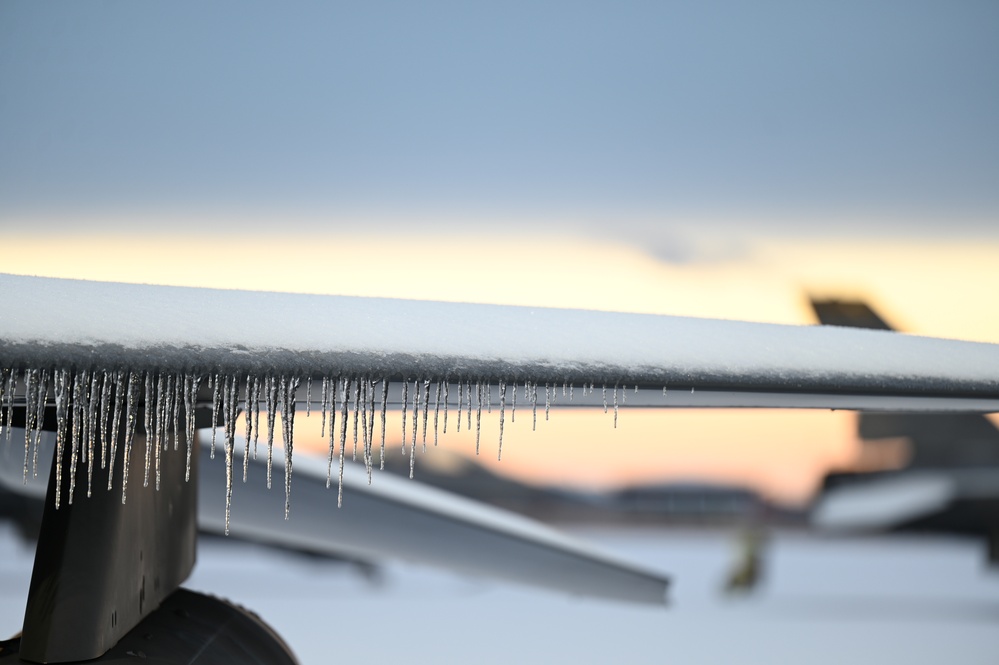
1, 273, 999, 396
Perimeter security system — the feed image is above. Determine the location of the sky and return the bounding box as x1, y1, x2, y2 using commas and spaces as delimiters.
1, 1, 998, 504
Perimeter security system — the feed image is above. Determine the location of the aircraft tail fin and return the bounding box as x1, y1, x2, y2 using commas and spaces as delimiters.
810, 298, 894, 331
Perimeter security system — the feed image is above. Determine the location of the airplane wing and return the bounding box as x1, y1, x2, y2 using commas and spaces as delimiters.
3, 273, 998, 411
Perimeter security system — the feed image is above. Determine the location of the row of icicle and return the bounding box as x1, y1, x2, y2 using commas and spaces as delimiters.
0, 367, 652, 533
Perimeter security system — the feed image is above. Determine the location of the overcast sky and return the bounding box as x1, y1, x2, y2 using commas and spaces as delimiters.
1, 1, 997, 239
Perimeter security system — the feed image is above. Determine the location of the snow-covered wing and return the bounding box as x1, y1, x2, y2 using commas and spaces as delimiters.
1, 273, 998, 411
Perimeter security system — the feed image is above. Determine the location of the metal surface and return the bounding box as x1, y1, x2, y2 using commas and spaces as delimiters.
19, 417, 198, 663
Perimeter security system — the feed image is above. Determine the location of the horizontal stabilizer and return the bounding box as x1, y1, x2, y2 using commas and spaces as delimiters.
812, 473, 955, 530
812, 469, 999, 532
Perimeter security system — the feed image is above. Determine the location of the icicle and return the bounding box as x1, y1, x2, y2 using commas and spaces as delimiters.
400, 380, 409, 454
282, 376, 299, 520
20, 370, 35, 485
210, 373, 221, 460
243, 375, 253, 483
265, 375, 278, 489
531, 382, 538, 431
379, 379, 388, 471
159, 374, 170, 452
171, 374, 181, 452
486, 381, 492, 414
108, 371, 125, 490
563, 382, 568, 397
360, 378, 371, 472
142, 372, 154, 485
337, 376, 349, 506
86, 372, 100, 497
570, 383, 574, 401
101, 371, 122, 492
32, 369, 50, 479
121, 372, 139, 504
365, 378, 376, 479
22, 369, 37, 484
320, 376, 329, 438
325, 376, 338, 488
153, 373, 165, 491
1, 368, 14, 445
223, 374, 238, 533
409, 380, 418, 478
475, 381, 483, 455
621, 384, 628, 404
163, 374, 174, 452
99, 371, 112, 470
663, 386, 668, 397
421, 380, 431, 451
442, 381, 450, 434
433, 381, 441, 447
71, 372, 83, 481
53, 369, 70, 509
613, 383, 619, 428
183, 374, 200, 483
511, 380, 517, 422
498, 380, 506, 461
602, 384, 608, 413
351, 377, 364, 462
251, 376, 261, 459
456, 381, 463, 433
68, 370, 88, 504
466, 380, 473, 432
545, 383, 551, 422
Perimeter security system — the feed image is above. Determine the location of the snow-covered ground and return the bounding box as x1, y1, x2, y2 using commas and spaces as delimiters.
3, 525, 996, 664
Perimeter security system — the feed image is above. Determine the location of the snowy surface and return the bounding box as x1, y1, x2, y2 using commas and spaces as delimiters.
2, 525, 997, 664
2, 273, 999, 409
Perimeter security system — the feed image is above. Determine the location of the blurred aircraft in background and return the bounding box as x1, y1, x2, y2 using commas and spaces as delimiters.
811, 299, 999, 563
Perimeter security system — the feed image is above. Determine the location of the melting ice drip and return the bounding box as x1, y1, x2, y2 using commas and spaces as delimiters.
0, 366, 645, 533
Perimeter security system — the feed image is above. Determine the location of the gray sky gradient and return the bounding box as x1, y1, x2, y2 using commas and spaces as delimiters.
1, 1, 997, 238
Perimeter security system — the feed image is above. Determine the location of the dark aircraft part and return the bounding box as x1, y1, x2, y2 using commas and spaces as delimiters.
894, 496, 999, 540
858, 412, 999, 468
0, 588, 299, 665
19, 416, 198, 663
810, 298, 893, 331
813, 298, 999, 465
811, 297, 999, 557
